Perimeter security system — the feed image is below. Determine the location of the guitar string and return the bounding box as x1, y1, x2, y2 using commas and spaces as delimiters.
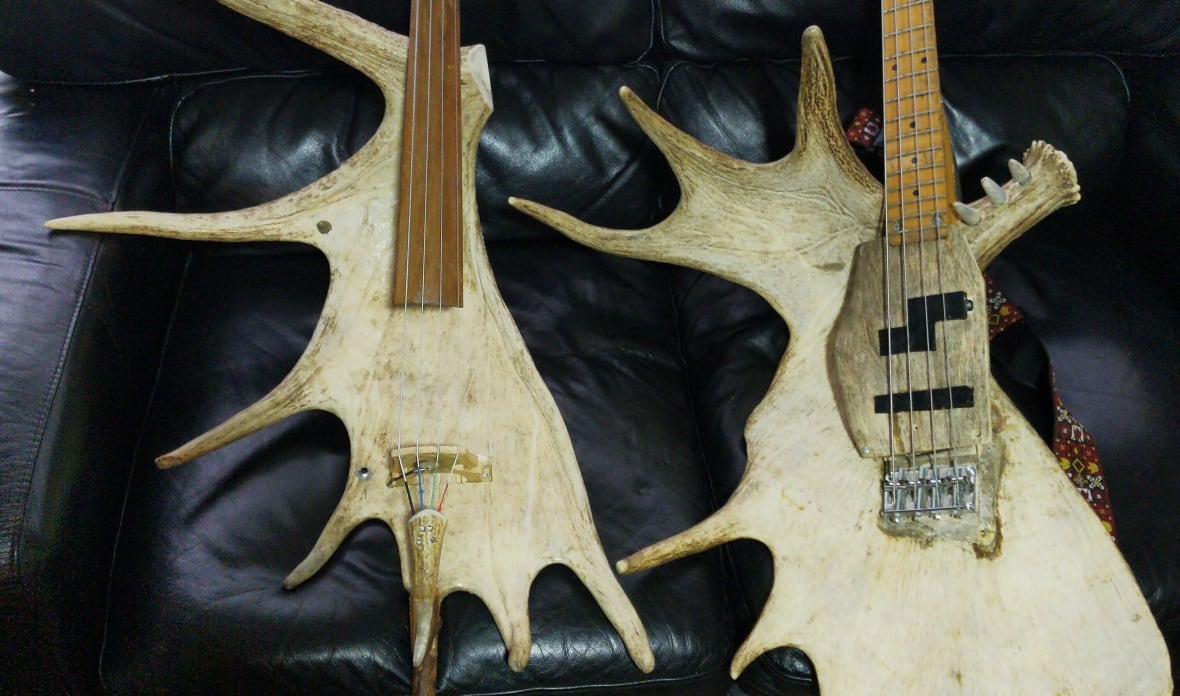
893, 5, 921, 454
921, 4, 964, 490
910, 5, 946, 511
417, 0, 443, 512
428, 0, 442, 510
898, 4, 937, 509
907, 5, 962, 501
886, 2, 930, 503
899, 10, 920, 474
881, 3, 898, 490
441, 0, 463, 512
414, 0, 437, 512
429, 0, 460, 512
908, 5, 941, 473
396, 0, 423, 514
430, 0, 460, 511
898, 3, 964, 512
891, 5, 919, 474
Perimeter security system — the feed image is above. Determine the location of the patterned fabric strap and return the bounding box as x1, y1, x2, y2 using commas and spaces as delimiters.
984, 274, 1117, 539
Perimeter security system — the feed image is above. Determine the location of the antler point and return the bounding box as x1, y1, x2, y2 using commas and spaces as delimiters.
155, 453, 185, 469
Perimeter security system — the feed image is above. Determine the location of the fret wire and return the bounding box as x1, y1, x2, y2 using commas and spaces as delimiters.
882, 2, 935, 18
886, 136, 950, 151
883, 63, 937, 76
891, 210, 949, 221
885, 160, 948, 171
886, 173, 948, 185
885, 0, 934, 11
884, 73, 941, 87
883, 16, 935, 30
884, 66, 940, 79
887, 136, 948, 148
886, 177, 948, 189
888, 192, 949, 199
888, 158, 947, 173
886, 119, 942, 134
887, 143, 945, 156
883, 4, 934, 19
882, 28, 936, 42
887, 104, 939, 116
884, 45, 939, 59
889, 183, 949, 192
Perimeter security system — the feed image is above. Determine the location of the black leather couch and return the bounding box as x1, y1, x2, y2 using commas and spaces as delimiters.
1, 1, 1176, 694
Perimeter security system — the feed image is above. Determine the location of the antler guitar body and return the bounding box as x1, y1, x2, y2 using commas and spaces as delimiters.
512, 23, 1172, 695
47, 1, 653, 693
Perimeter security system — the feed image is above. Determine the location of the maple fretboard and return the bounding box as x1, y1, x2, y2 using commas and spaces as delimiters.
882, 0, 957, 245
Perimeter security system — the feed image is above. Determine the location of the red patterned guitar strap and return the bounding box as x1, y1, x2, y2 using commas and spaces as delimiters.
846, 108, 1118, 540
984, 275, 1117, 539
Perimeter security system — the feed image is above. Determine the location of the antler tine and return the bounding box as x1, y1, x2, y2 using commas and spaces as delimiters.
217, 0, 406, 90
794, 27, 842, 151
473, 577, 534, 672
284, 495, 372, 588
507, 196, 668, 261
794, 26, 879, 193
156, 370, 318, 469
45, 208, 317, 244
563, 554, 656, 672
508, 87, 762, 272
285, 436, 398, 589
615, 504, 744, 575
616, 85, 743, 202
730, 595, 797, 679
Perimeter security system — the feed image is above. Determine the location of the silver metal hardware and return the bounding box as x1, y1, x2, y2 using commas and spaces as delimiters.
882, 462, 976, 518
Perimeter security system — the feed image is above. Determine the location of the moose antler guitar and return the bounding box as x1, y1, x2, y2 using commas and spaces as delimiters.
512, 2, 1172, 692
46, 1, 654, 694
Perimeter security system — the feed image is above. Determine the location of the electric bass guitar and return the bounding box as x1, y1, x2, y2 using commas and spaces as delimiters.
512, 2, 1172, 692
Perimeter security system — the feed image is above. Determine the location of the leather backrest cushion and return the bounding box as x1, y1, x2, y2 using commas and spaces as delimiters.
660, 0, 1180, 61
5, 1, 1179, 84
0, 0, 655, 83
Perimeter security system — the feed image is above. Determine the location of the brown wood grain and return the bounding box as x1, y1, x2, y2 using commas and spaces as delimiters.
396, 0, 463, 308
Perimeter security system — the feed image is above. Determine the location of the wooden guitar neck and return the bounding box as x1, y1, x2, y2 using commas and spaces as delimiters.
882, 0, 957, 245
396, 0, 464, 307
